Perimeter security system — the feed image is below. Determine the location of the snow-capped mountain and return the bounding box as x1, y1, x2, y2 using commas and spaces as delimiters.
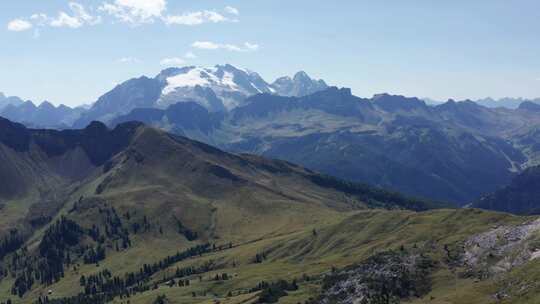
156, 64, 275, 111
74, 64, 329, 127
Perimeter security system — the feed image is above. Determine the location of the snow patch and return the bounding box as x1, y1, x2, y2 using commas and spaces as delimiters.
158, 64, 280, 111
163, 68, 214, 94
162, 67, 242, 95
221, 71, 239, 90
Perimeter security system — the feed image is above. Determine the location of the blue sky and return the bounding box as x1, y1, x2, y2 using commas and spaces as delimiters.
1, 0, 539, 107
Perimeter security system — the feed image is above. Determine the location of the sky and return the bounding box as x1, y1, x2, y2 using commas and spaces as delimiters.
1, 0, 539, 107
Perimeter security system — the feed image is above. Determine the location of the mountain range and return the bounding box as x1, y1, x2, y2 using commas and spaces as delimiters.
474, 97, 540, 109
3, 64, 540, 206
111, 85, 540, 204
0, 93, 87, 129
424, 96, 540, 109
73, 65, 328, 128
0, 100, 85, 129
2, 62, 540, 301
0, 92, 23, 109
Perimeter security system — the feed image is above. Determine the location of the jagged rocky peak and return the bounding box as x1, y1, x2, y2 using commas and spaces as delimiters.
435, 98, 487, 112
0, 92, 24, 109
38, 100, 55, 109
18, 100, 37, 109
155, 64, 331, 112
271, 70, 329, 97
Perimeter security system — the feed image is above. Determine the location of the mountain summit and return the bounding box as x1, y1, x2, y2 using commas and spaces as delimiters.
0, 92, 24, 110
73, 64, 330, 127
157, 64, 274, 111
157, 65, 328, 111
0, 99, 84, 128
271, 71, 328, 97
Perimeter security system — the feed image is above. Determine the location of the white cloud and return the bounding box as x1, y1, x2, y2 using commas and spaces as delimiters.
160, 57, 185, 66
68, 2, 102, 25
7, 19, 33, 32
50, 12, 84, 28
191, 41, 220, 50
99, 0, 166, 24
244, 42, 259, 51
49, 2, 101, 28
30, 13, 49, 25
191, 41, 259, 52
225, 6, 239, 16
184, 51, 197, 59
9, 3, 100, 31
118, 57, 140, 63
7, 2, 236, 33
163, 10, 230, 26
99, 0, 237, 26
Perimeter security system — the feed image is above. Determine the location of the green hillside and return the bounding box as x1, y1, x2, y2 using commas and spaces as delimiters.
0, 119, 539, 304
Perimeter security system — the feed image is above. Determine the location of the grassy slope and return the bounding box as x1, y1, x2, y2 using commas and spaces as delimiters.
0, 126, 537, 304
3, 208, 529, 304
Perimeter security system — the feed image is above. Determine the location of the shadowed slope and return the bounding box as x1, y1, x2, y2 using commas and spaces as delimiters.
474, 166, 540, 215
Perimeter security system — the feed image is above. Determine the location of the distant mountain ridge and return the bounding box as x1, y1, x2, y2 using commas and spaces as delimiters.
271, 71, 328, 97
0, 99, 85, 129
112, 87, 540, 204
475, 97, 540, 109
5, 66, 540, 204
424, 96, 540, 109
0, 92, 24, 110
